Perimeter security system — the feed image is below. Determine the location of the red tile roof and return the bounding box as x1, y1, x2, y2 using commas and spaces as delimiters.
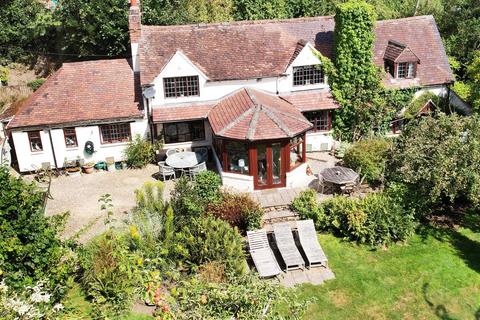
139, 15, 453, 88
7, 59, 143, 129
152, 103, 213, 122
208, 88, 312, 141
280, 90, 339, 112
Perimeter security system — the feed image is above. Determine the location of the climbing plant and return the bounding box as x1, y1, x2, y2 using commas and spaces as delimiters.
328, 1, 389, 141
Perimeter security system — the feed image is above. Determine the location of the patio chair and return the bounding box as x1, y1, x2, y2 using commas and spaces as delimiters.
166, 148, 179, 157
273, 223, 305, 272
186, 161, 207, 179
296, 220, 328, 269
247, 229, 282, 278
158, 162, 176, 181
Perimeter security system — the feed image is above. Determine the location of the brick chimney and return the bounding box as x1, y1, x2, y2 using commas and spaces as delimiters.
129, 0, 141, 72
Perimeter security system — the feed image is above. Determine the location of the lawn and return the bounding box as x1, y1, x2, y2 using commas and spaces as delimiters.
294, 226, 480, 319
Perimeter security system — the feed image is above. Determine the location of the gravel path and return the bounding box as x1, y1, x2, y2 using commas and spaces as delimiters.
44, 164, 174, 242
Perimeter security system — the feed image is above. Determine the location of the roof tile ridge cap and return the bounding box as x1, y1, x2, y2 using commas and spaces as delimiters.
217, 107, 255, 136
262, 102, 312, 126
261, 105, 294, 137
7, 68, 63, 129
376, 15, 433, 24
246, 107, 261, 140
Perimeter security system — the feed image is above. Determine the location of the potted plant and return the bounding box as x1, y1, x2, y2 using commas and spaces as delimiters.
106, 157, 116, 172
65, 165, 81, 176
82, 162, 95, 174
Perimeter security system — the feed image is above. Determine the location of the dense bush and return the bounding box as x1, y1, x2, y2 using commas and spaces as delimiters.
343, 138, 392, 184
388, 114, 480, 215
170, 177, 204, 222
0, 166, 72, 291
192, 170, 222, 205
181, 216, 247, 275
172, 273, 311, 319
79, 231, 141, 317
292, 189, 416, 246
207, 192, 263, 233
124, 134, 159, 168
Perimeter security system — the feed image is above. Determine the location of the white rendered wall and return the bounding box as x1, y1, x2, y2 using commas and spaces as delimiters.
12, 119, 149, 172
286, 162, 313, 188
413, 85, 447, 98
149, 46, 328, 108
305, 131, 334, 151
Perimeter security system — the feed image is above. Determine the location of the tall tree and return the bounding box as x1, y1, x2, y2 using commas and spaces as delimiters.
328, 0, 389, 140
54, 0, 130, 59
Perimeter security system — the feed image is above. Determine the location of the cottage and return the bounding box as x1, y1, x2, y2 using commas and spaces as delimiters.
5, 0, 454, 191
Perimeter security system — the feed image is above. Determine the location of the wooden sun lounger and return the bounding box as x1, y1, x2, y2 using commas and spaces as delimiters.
273, 223, 305, 272
296, 219, 328, 269
247, 230, 281, 278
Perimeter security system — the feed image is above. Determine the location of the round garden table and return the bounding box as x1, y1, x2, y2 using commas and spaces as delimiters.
165, 151, 199, 169
321, 166, 359, 185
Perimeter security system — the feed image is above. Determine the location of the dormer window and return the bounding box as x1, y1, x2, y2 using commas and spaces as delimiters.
163, 76, 200, 98
293, 65, 324, 86
384, 40, 420, 79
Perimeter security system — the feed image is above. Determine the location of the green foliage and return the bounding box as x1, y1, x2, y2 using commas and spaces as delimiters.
234, 0, 289, 20
292, 188, 416, 246
142, 0, 233, 25
0, 0, 55, 64
26, 78, 45, 91
134, 181, 165, 215
0, 67, 9, 85
181, 216, 247, 274
0, 166, 72, 291
124, 134, 159, 169
329, 1, 387, 140
343, 138, 392, 183
403, 91, 441, 119
206, 192, 264, 233
388, 114, 480, 215
79, 231, 141, 317
55, 0, 130, 58
173, 273, 312, 319
170, 177, 204, 222
291, 189, 326, 223
192, 171, 222, 204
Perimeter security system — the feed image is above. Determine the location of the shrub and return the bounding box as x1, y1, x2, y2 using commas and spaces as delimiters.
0, 166, 72, 291
318, 193, 415, 246
192, 171, 222, 205
343, 138, 392, 184
170, 177, 204, 223
79, 231, 141, 317
124, 134, 160, 168
292, 188, 416, 246
181, 216, 246, 275
207, 192, 264, 233
27, 78, 45, 91
0, 67, 8, 85
291, 189, 325, 226
172, 273, 312, 319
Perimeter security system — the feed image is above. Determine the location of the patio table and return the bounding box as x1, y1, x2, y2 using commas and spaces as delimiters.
165, 151, 199, 169
321, 166, 359, 185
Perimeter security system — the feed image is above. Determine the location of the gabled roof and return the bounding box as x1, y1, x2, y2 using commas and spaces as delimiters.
384, 40, 420, 63
208, 88, 312, 141
8, 59, 143, 129
139, 15, 453, 88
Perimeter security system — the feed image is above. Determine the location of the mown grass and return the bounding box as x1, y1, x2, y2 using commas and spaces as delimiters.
293, 226, 480, 320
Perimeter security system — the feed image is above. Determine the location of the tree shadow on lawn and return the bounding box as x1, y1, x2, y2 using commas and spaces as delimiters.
417, 224, 480, 274
422, 283, 458, 320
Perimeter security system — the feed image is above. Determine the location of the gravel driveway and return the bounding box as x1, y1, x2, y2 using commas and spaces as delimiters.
44, 164, 173, 242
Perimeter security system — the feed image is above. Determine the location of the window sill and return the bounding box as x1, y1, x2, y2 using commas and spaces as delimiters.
65, 147, 79, 151
100, 142, 130, 148
30, 150, 44, 154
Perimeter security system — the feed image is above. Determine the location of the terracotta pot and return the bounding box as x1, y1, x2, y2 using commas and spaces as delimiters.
82, 165, 94, 174
66, 167, 81, 176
